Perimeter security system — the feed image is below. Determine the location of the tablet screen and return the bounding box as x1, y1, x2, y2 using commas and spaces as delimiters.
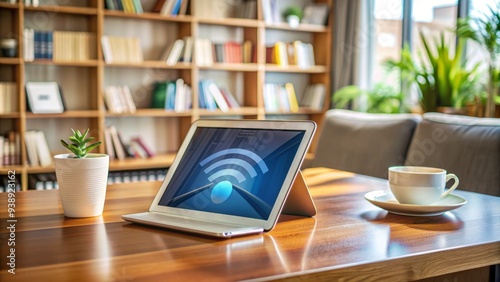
158, 127, 305, 220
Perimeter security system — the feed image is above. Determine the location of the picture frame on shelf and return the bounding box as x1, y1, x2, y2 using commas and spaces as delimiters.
25, 82, 65, 114
301, 3, 329, 26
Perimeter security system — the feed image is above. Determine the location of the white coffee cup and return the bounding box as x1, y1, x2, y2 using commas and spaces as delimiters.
388, 166, 459, 205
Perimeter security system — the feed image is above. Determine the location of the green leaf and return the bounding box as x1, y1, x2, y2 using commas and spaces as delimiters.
60, 128, 102, 158
84, 141, 102, 154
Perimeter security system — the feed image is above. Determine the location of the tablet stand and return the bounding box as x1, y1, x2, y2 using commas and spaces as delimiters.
281, 171, 317, 217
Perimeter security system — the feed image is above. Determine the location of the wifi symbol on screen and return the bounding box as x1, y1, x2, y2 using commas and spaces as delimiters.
199, 148, 269, 204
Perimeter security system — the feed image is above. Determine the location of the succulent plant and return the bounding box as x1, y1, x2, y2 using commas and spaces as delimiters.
282, 6, 303, 20
60, 128, 102, 158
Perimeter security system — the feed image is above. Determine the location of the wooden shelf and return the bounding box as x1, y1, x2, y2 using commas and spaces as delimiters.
198, 107, 259, 116
24, 5, 98, 15
199, 63, 259, 72
26, 111, 100, 118
0, 2, 19, 9
0, 57, 22, 65
265, 22, 329, 33
26, 60, 99, 67
0, 166, 24, 174
104, 61, 191, 69
106, 109, 192, 117
0, 112, 21, 118
25, 166, 55, 174
265, 65, 328, 73
109, 154, 176, 171
196, 17, 260, 28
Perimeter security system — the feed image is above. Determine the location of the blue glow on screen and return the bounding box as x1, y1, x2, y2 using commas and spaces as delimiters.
158, 127, 305, 220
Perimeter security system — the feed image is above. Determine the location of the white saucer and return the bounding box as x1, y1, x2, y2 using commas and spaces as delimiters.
364, 190, 467, 216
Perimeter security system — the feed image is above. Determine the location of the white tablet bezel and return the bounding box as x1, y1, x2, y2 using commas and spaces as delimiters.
148, 119, 316, 231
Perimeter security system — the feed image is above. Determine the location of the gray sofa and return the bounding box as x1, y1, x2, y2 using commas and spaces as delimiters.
308, 110, 500, 197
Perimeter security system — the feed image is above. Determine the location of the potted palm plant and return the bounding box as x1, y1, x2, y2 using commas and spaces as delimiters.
54, 129, 109, 218
456, 1, 500, 117
332, 83, 408, 114
386, 31, 481, 113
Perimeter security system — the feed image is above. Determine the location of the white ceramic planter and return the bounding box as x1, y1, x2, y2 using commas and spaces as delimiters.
54, 153, 109, 218
286, 15, 300, 28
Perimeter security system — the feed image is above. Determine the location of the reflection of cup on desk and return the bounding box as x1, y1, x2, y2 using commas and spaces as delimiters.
1, 39, 17, 57
388, 166, 459, 205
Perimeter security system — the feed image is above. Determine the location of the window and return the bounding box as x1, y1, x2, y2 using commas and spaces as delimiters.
365, 0, 498, 110
372, 0, 403, 87
466, 0, 498, 68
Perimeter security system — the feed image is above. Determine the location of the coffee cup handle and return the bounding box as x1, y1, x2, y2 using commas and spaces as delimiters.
440, 173, 459, 198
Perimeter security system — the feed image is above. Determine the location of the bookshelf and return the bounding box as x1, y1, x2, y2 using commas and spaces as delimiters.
0, 0, 332, 191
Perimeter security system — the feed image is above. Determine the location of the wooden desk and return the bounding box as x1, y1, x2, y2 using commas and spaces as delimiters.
1, 168, 499, 281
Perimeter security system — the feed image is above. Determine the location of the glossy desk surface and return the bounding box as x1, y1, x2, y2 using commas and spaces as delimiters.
1, 168, 499, 281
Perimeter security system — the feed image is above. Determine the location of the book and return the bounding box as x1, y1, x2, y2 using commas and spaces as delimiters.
301, 84, 326, 110
219, 88, 239, 109
130, 136, 155, 157
174, 78, 186, 112
180, 36, 193, 63
164, 81, 176, 110
170, 0, 182, 15
108, 125, 126, 160
207, 81, 229, 112
166, 39, 184, 65
152, 0, 167, 12
34, 131, 52, 166
25, 131, 39, 166
273, 41, 288, 66
101, 35, 143, 63
195, 39, 213, 66
198, 80, 216, 110
179, 0, 188, 15
0, 82, 17, 114
151, 82, 167, 108
285, 83, 299, 112
104, 126, 116, 160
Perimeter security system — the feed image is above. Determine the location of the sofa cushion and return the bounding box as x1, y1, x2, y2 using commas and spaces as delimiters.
310, 109, 422, 179
404, 113, 500, 196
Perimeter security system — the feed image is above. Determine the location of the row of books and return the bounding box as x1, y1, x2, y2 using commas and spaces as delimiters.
0, 175, 21, 193
104, 125, 155, 161
21, 0, 38, 6
0, 131, 21, 167
28, 173, 58, 191
300, 83, 327, 111
267, 41, 316, 68
0, 82, 17, 114
263, 82, 299, 113
159, 37, 193, 65
104, 85, 137, 114
24, 30, 97, 62
25, 130, 52, 167
151, 79, 192, 112
12, 168, 168, 192
213, 41, 255, 64
193, 0, 254, 19
194, 39, 255, 66
108, 168, 167, 185
105, 0, 144, 13
101, 35, 143, 64
152, 0, 189, 16
198, 79, 239, 111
